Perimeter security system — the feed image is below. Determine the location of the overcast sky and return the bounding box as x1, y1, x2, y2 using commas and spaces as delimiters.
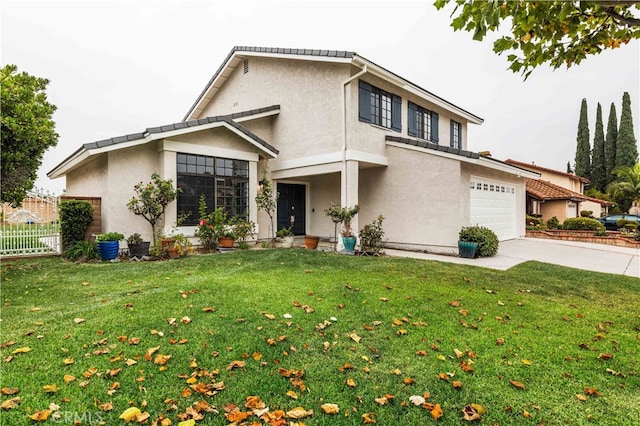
3, 0, 639, 194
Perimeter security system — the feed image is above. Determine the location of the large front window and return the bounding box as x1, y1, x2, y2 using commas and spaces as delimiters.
177, 153, 249, 225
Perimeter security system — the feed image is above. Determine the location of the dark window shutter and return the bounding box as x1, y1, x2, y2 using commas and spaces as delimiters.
431, 112, 439, 143
391, 95, 402, 132
450, 120, 455, 148
358, 80, 372, 123
408, 102, 417, 137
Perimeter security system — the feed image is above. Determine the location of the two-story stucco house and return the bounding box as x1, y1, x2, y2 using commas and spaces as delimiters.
48, 46, 539, 254
505, 159, 612, 221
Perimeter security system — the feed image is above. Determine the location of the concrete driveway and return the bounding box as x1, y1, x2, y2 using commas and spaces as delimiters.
386, 237, 640, 278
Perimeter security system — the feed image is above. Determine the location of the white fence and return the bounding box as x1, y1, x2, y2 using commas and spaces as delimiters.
0, 188, 60, 257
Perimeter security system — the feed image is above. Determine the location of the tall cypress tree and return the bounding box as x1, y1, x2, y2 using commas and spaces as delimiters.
604, 102, 618, 185
616, 92, 638, 168
574, 98, 591, 181
591, 103, 607, 191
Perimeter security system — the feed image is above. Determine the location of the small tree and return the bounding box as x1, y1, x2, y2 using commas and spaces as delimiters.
591, 103, 607, 192
127, 173, 181, 246
255, 169, 278, 245
616, 92, 638, 169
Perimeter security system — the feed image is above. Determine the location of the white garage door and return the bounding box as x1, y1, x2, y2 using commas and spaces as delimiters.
470, 178, 517, 241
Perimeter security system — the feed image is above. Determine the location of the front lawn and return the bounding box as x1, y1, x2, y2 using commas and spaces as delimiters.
1, 250, 638, 425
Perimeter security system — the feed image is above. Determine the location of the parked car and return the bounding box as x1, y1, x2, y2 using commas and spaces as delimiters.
597, 214, 640, 231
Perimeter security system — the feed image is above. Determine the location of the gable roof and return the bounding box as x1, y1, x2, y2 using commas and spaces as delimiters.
505, 159, 590, 183
48, 106, 280, 179
525, 178, 612, 205
385, 135, 540, 178
184, 46, 484, 125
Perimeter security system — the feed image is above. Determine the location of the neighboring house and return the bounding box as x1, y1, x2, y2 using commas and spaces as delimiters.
505, 159, 612, 221
48, 46, 539, 254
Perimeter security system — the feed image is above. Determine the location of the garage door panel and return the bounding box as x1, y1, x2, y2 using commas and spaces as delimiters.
470, 178, 516, 241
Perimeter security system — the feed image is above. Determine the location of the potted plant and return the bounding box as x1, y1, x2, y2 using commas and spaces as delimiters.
276, 226, 294, 248
458, 225, 499, 258
167, 234, 192, 259
96, 232, 124, 261
126, 233, 150, 258
324, 203, 360, 252
303, 235, 320, 250
218, 225, 236, 249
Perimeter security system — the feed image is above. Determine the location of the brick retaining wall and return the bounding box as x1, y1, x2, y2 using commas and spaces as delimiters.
525, 230, 640, 248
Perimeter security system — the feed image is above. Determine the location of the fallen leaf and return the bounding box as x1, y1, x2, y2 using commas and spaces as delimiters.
346, 378, 356, 387
452, 380, 463, 388
154, 354, 172, 365
1, 397, 20, 410
431, 404, 443, 420
73, 318, 85, 324
119, 407, 141, 422
286, 390, 298, 399
321, 403, 339, 414
43, 384, 59, 393
30, 409, 51, 421
522, 359, 532, 366
409, 395, 425, 406
362, 412, 377, 423
99, 402, 113, 411
462, 404, 481, 421
227, 360, 246, 370
576, 394, 587, 401
285, 407, 313, 419
63, 375, 75, 383
0, 387, 19, 395
509, 380, 526, 390
11, 347, 30, 354
350, 333, 361, 344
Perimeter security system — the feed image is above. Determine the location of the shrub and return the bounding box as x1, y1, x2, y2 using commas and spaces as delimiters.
594, 229, 608, 237
580, 210, 593, 218
59, 200, 93, 249
64, 240, 98, 262
359, 215, 385, 255
458, 225, 499, 257
562, 217, 605, 231
195, 194, 226, 251
546, 216, 561, 230
526, 215, 546, 230
624, 222, 638, 232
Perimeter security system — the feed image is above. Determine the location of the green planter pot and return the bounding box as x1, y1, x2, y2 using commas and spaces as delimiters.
458, 241, 478, 259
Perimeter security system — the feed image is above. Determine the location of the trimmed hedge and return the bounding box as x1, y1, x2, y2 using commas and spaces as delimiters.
60, 200, 93, 249
562, 217, 605, 231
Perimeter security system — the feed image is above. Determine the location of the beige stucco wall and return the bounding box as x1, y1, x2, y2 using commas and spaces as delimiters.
540, 200, 571, 223
65, 155, 108, 198
359, 147, 464, 252
199, 57, 348, 161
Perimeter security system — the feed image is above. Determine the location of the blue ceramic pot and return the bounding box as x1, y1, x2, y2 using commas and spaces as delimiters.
97, 240, 119, 261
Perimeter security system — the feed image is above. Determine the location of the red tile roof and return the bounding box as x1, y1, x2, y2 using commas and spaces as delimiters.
506, 159, 589, 183
525, 179, 612, 205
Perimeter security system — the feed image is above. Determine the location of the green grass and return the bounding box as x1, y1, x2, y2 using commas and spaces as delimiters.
1, 250, 638, 425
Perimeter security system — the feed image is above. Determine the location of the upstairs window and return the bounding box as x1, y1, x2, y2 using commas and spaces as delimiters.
358, 80, 401, 132
408, 101, 439, 142
450, 120, 462, 149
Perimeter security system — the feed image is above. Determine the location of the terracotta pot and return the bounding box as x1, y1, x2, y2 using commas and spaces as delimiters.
218, 237, 235, 248
167, 247, 181, 259
304, 235, 320, 250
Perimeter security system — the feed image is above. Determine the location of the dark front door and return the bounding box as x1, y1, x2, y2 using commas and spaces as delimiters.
277, 183, 306, 235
